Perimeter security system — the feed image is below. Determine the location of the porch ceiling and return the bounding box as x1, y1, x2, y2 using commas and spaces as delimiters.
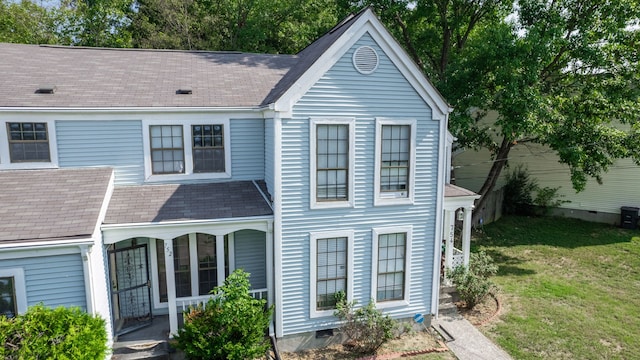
104, 180, 273, 225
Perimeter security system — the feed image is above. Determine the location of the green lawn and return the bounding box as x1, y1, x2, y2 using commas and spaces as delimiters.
474, 216, 640, 360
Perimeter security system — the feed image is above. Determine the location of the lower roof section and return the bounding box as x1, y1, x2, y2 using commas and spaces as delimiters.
104, 180, 273, 226
0, 167, 113, 245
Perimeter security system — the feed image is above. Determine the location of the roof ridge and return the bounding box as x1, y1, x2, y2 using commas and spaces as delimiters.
37, 44, 294, 57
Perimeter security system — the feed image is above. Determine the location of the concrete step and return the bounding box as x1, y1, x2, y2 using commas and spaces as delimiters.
111, 341, 170, 360
439, 291, 453, 305
439, 301, 459, 316
440, 285, 457, 294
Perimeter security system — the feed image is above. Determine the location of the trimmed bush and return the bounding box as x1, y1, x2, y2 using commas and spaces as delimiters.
174, 269, 273, 360
448, 251, 498, 309
333, 292, 396, 354
0, 304, 108, 360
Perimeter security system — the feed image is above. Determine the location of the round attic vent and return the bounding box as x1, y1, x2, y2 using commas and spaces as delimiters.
352, 46, 379, 74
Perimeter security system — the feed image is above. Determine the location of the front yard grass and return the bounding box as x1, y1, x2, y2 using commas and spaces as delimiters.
476, 215, 640, 359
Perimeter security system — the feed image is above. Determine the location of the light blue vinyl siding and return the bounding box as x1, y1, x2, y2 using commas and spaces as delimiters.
56, 120, 144, 185
230, 119, 265, 181
234, 230, 267, 289
0, 253, 87, 310
279, 34, 440, 335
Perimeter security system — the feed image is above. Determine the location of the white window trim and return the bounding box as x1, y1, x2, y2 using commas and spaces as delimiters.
0, 120, 59, 169
309, 118, 356, 209
374, 118, 416, 206
371, 226, 412, 309
0, 268, 28, 316
309, 230, 355, 318
142, 119, 231, 182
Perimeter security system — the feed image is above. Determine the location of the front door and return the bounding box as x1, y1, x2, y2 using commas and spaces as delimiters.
109, 243, 153, 336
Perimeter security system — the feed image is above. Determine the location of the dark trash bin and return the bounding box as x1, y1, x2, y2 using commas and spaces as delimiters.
621, 206, 639, 230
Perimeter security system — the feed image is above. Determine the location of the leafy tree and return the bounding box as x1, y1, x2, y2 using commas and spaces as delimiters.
59, 0, 134, 47
0, 0, 62, 44
173, 269, 273, 360
130, 0, 339, 53
340, 1, 640, 214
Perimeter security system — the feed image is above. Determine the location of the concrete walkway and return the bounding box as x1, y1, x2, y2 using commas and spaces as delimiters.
434, 312, 513, 360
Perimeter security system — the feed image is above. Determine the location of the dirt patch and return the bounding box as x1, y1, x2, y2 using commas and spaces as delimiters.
457, 293, 501, 326
280, 328, 454, 360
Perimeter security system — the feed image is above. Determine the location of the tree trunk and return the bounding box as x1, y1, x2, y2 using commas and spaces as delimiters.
472, 137, 513, 224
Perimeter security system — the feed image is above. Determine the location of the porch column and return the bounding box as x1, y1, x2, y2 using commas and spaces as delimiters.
164, 238, 178, 337
462, 206, 473, 267
216, 235, 225, 285
444, 209, 455, 272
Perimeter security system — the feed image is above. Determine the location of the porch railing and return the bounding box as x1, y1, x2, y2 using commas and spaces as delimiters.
177, 288, 269, 312
451, 247, 464, 269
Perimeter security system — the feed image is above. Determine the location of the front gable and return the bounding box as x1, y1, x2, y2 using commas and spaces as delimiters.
272, 8, 450, 119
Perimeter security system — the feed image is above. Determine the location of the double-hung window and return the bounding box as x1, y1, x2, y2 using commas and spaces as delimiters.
0, 269, 27, 318
154, 234, 228, 304
371, 226, 412, 308
374, 119, 416, 205
310, 230, 354, 317
1, 121, 57, 169
150, 125, 184, 174
144, 119, 230, 181
310, 118, 355, 209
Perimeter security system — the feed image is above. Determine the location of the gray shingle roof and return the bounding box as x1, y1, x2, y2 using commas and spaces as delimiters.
104, 180, 273, 225
0, 167, 113, 244
445, 184, 479, 198
0, 44, 297, 108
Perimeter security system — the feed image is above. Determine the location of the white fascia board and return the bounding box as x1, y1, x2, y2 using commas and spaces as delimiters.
101, 216, 274, 244
0, 242, 89, 258
443, 195, 482, 211
0, 106, 265, 116
272, 9, 450, 119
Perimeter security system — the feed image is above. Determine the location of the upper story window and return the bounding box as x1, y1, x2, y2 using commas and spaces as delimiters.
192, 124, 224, 173
8, 122, 50, 162
310, 230, 354, 318
371, 226, 412, 308
310, 118, 355, 209
143, 119, 231, 182
0, 268, 27, 318
150, 125, 184, 174
0, 120, 58, 169
374, 119, 416, 206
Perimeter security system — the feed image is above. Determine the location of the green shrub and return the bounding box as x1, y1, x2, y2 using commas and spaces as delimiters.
448, 251, 498, 309
0, 304, 108, 360
174, 269, 273, 360
503, 164, 538, 215
333, 292, 396, 354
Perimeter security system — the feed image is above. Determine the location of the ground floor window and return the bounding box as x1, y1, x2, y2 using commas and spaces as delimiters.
372, 226, 412, 307
310, 230, 354, 317
0, 269, 26, 318
156, 234, 229, 302
0, 277, 17, 318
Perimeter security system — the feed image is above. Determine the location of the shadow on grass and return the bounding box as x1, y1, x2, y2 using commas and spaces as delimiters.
483, 248, 536, 277
474, 215, 640, 249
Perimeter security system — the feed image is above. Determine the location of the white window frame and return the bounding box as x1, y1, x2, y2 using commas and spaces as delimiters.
0, 119, 59, 169
309, 230, 354, 318
0, 268, 28, 316
142, 119, 231, 182
310, 118, 356, 209
371, 226, 412, 309
374, 118, 416, 206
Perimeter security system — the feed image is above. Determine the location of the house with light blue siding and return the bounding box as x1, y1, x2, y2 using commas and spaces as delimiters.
0, 7, 478, 355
